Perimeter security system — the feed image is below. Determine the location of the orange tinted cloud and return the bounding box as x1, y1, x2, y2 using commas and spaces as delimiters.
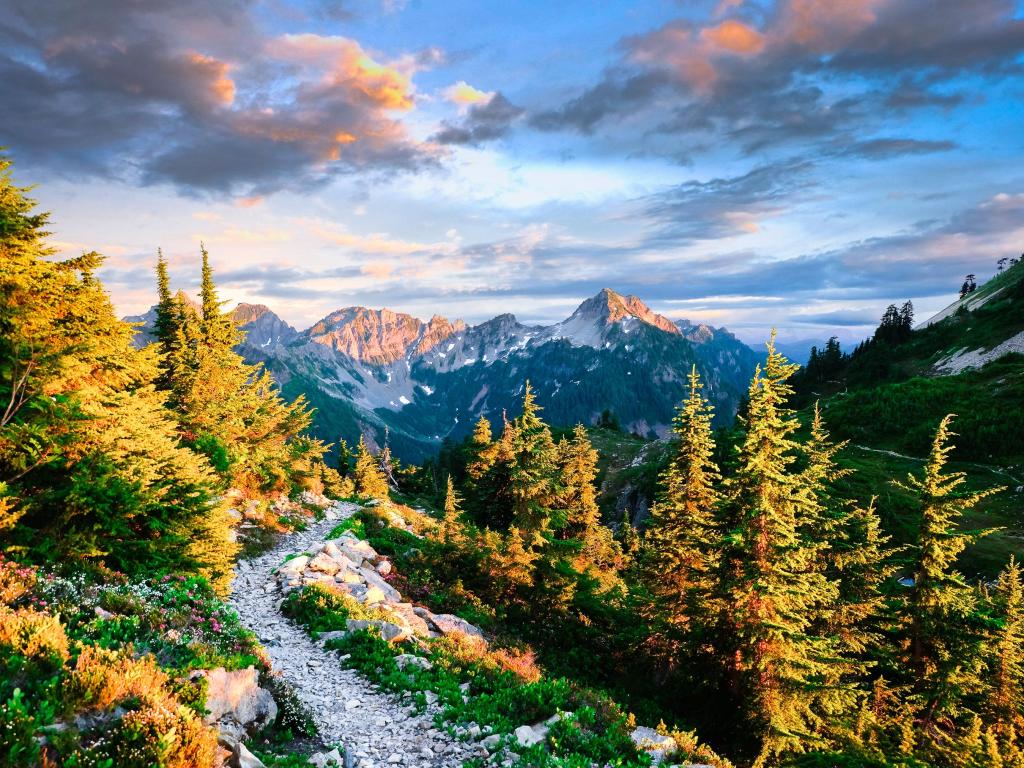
270, 34, 415, 110
701, 20, 765, 54
361, 261, 395, 279
776, 0, 881, 50
187, 52, 235, 105
444, 81, 493, 105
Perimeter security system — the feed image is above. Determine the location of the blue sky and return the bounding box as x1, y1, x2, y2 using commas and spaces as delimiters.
2, 0, 1023, 346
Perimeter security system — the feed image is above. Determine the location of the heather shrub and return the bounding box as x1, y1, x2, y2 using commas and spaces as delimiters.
0, 607, 70, 663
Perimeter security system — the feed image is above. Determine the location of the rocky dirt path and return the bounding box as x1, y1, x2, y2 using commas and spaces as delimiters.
229, 502, 477, 768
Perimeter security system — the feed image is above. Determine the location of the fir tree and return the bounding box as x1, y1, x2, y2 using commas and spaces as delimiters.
645, 365, 722, 640
985, 557, 1024, 735
353, 435, 389, 500
198, 243, 238, 350
725, 333, 845, 766
336, 437, 353, 478
894, 415, 1002, 735
508, 382, 559, 550
556, 424, 622, 589
439, 475, 465, 546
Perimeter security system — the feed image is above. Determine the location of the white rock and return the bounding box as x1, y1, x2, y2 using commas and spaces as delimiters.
513, 724, 547, 747
631, 726, 676, 752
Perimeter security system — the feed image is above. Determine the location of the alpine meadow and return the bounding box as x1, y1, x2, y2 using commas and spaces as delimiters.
2, 2, 1024, 768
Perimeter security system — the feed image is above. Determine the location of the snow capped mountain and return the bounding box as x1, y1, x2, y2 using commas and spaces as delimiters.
128, 288, 759, 460
542, 288, 681, 348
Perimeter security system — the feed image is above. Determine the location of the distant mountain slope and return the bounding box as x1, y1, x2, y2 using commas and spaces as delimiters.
128, 289, 759, 462
795, 259, 1024, 464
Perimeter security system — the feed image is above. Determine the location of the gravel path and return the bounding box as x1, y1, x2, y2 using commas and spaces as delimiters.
229, 503, 478, 768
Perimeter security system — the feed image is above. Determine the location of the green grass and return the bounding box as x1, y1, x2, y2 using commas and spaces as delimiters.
817, 355, 1024, 464
832, 446, 1022, 579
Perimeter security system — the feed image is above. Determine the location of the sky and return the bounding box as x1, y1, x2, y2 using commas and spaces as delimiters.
2, 0, 1023, 347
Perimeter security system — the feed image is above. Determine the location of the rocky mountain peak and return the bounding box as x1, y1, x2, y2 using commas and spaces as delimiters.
675, 319, 716, 344
232, 303, 275, 325
549, 288, 681, 347
574, 289, 681, 336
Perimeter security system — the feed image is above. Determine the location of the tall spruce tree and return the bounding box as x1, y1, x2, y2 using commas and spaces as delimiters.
0, 154, 231, 586
439, 475, 465, 546
802, 404, 891, 656
726, 334, 845, 766
353, 435, 389, 499
894, 415, 1002, 736
556, 424, 622, 589
644, 365, 723, 642
985, 557, 1024, 735
508, 382, 559, 550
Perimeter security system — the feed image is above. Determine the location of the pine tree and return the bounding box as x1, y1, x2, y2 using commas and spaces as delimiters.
198, 243, 238, 350
802, 404, 891, 656
985, 557, 1024, 734
439, 475, 465, 546
894, 415, 1003, 736
336, 437, 353, 478
725, 333, 845, 766
556, 424, 622, 589
645, 365, 722, 640
353, 435, 389, 500
508, 382, 559, 550
161, 248, 320, 493
0, 153, 231, 585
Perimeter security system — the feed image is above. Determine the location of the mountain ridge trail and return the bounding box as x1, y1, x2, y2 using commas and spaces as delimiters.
229, 502, 477, 768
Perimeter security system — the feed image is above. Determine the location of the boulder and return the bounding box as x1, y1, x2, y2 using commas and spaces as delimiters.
199, 667, 277, 736
631, 726, 676, 753
308, 552, 341, 575
358, 567, 402, 602
429, 613, 485, 639
383, 603, 431, 638
334, 569, 363, 585
232, 742, 266, 768
277, 555, 309, 576
395, 653, 433, 671
346, 618, 409, 643
299, 490, 330, 508
514, 723, 548, 747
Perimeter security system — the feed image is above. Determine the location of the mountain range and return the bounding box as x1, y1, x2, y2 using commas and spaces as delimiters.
129, 288, 760, 461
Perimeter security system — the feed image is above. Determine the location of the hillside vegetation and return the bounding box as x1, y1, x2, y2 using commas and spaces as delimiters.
3, 154, 1024, 768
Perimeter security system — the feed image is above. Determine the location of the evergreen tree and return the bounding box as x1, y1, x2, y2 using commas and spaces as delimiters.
985, 557, 1024, 734
439, 474, 465, 546
0, 153, 233, 587
508, 382, 559, 550
353, 435, 389, 499
644, 366, 722, 640
160, 248, 320, 493
336, 437, 353, 478
894, 415, 1002, 735
198, 243, 238, 350
725, 334, 845, 766
556, 424, 622, 589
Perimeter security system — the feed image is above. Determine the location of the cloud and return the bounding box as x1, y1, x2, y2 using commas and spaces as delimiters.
443, 80, 493, 105
532, 0, 1024, 158
433, 93, 525, 145
837, 137, 957, 159
700, 20, 765, 55
790, 309, 880, 326
641, 159, 816, 244
0, 2, 439, 196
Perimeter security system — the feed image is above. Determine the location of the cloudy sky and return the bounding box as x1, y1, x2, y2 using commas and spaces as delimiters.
3, 0, 1023, 346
